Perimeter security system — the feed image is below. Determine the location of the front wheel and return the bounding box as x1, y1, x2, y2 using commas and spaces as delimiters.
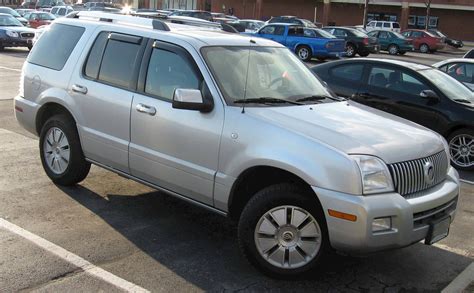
296, 46, 312, 62
345, 44, 356, 57
238, 183, 329, 278
39, 114, 91, 185
448, 129, 474, 171
388, 44, 399, 55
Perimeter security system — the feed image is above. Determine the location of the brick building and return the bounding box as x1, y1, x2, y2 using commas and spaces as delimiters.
210, 0, 474, 41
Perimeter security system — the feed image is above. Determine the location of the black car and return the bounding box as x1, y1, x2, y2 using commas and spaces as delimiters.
429, 29, 463, 48
312, 59, 474, 170
322, 26, 379, 57
169, 10, 213, 22
267, 16, 319, 28
0, 13, 35, 50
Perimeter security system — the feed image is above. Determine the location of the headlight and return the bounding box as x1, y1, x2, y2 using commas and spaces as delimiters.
351, 155, 394, 195
5, 30, 19, 38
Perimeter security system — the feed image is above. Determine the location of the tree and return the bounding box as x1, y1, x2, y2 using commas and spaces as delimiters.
363, 0, 369, 29
425, 0, 432, 30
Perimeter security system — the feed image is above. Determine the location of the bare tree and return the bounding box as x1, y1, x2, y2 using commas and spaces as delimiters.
425, 0, 432, 30
363, 0, 369, 29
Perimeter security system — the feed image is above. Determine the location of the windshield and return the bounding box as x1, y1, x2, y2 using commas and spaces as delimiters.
419, 69, 474, 102
350, 28, 368, 38
201, 46, 336, 106
315, 28, 335, 38
0, 7, 21, 17
0, 15, 22, 26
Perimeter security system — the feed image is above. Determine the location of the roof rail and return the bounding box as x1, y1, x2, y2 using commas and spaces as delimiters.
67, 11, 237, 33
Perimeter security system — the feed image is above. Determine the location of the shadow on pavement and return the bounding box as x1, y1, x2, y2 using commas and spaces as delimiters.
59, 184, 473, 291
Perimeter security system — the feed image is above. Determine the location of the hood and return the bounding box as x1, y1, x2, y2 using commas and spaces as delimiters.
2, 26, 35, 33
246, 101, 444, 164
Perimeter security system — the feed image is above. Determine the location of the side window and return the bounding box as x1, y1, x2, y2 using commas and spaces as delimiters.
383, 22, 390, 28
412, 31, 422, 38
145, 47, 201, 101
369, 66, 430, 95
438, 65, 448, 72
367, 31, 378, 38
51, 7, 58, 14
446, 63, 474, 83
376, 22, 383, 28
303, 29, 316, 38
379, 31, 389, 39
58, 8, 66, 15
367, 21, 375, 27
96, 35, 142, 88
274, 26, 285, 35
402, 31, 410, 38
330, 64, 364, 82
333, 29, 347, 37
393, 23, 400, 28
84, 31, 109, 79
260, 25, 276, 35
28, 23, 84, 71
288, 27, 303, 36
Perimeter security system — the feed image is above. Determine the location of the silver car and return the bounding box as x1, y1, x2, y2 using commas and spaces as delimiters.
14, 12, 460, 277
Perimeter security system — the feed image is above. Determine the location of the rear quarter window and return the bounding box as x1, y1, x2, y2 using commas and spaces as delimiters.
330, 64, 364, 81
27, 23, 85, 71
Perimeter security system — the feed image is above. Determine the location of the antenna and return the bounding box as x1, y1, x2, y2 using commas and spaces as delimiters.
241, 39, 255, 114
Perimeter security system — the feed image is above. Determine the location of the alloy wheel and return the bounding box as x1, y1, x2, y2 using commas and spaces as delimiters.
254, 205, 322, 269
43, 127, 70, 174
449, 134, 474, 168
298, 48, 309, 60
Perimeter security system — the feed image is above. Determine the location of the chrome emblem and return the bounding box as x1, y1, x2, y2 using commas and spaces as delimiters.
423, 161, 435, 184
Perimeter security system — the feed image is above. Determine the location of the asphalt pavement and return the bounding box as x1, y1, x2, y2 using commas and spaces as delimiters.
0, 48, 473, 292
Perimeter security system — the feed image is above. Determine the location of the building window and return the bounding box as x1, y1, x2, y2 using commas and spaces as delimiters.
417, 16, 426, 26
408, 15, 416, 26
428, 17, 438, 28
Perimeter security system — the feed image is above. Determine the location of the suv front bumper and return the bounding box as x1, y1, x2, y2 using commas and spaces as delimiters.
313, 167, 459, 254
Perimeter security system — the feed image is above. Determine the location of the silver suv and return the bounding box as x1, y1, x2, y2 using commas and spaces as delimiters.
14, 12, 460, 277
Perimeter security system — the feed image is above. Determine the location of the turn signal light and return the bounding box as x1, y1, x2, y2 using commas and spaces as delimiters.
328, 209, 357, 222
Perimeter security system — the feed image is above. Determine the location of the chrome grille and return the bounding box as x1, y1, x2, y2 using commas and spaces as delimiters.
20, 32, 34, 39
389, 151, 448, 197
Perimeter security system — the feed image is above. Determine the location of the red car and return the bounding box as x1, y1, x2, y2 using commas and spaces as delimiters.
23, 11, 55, 28
401, 29, 444, 53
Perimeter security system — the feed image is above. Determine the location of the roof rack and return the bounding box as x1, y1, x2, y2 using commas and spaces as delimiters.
67, 11, 238, 33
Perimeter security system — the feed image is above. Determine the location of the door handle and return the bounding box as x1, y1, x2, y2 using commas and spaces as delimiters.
71, 84, 87, 94
136, 103, 156, 116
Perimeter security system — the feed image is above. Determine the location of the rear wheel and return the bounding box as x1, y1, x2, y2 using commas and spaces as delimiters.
39, 114, 91, 185
238, 183, 329, 278
419, 43, 430, 53
358, 52, 370, 57
388, 44, 399, 55
345, 43, 356, 57
296, 45, 312, 62
448, 128, 474, 171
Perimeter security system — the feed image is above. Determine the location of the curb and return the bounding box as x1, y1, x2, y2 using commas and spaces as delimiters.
442, 262, 474, 293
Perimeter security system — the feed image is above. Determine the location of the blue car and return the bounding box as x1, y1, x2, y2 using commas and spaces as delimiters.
247, 23, 346, 61
0, 13, 35, 51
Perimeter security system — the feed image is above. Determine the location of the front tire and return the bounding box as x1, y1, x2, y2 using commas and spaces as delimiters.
345, 43, 356, 57
39, 114, 91, 185
296, 45, 312, 62
238, 183, 329, 278
448, 128, 474, 171
388, 44, 399, 55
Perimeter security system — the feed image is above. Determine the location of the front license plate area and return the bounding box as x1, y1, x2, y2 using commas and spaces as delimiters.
425, 216, 451, 245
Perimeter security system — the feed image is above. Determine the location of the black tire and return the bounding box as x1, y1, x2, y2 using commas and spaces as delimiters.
237, 183, 330, 278
345, 43, 356, 57
388, 44, 399, 55
447, 128, 474, 171
358, 52, 370, 57
419, 43, 430, 53
296, 45, 312, 62
399, 51, 406, 55
39, 114, 91, 186
27, 44, 32, 51
316, 57, 326, 62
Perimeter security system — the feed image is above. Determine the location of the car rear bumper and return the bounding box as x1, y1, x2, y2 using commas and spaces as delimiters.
14, 95, 39, 136
313, 166, 459, 254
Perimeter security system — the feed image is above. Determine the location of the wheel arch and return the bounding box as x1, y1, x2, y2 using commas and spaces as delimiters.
36, 102, 77, 135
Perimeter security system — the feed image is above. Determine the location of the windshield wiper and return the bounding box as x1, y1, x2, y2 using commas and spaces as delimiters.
295, 95, 343, 102
234, 97, 303, 105
453, 99, 472, 104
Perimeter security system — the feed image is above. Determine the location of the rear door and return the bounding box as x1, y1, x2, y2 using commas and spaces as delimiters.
324, 62, 366, 98
377, 30, 390, 50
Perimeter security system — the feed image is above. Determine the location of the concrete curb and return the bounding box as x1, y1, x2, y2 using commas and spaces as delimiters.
442, 262, 474, 293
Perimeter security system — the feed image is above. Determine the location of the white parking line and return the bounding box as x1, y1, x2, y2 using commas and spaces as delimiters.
0, 66, 22, 72
0, 218, 150, 293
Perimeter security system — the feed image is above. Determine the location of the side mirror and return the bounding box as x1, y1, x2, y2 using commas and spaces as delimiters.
420, 90, 439, 101
172, 88, 213, 112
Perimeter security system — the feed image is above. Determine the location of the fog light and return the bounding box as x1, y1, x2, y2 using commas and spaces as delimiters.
372, 217, 392, 232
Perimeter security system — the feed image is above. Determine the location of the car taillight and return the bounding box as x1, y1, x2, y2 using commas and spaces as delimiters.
363, 38, 369, 45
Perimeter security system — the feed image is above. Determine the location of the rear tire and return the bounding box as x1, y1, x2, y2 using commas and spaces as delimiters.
388, 44, 399, 55
39, 114, 91, 186
419, 43, 430, 53
296, 45, 312, 62
345, 43, 356, 57
358, 52, 370, 57
447, 128, 474, 171
237, 183, 329, 278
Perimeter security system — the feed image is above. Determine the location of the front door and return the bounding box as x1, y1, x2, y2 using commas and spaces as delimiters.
129, 40, 224, 205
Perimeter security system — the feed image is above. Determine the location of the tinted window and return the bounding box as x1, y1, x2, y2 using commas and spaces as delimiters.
379, 31, 389, 39
288, 27, 304, 36
58, 8, 66, 15
376, 22, 383, 27
412, 31, 423, 38
368, 66, 429, 95
39, 13, 55, 20
98, 38, 142, 88
333, 29, 347, 37
28, 23, 84, 71
445, 63, 474, 83
260, 25, 284, 35
383, 22, 390, 28
84, 32, 109, 79
145, 48, 200, 101
402, 31, 410, 38
330, 64, 364, 81
393, 23, 400, 28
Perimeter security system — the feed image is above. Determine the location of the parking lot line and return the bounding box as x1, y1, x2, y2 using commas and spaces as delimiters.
460, 179, 474, 185
0, 66, 21, 72
0, 218, 150, 293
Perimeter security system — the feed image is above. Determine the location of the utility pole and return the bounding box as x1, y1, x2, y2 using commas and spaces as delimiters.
363, 0, 369, 29
425, 0, 432, 30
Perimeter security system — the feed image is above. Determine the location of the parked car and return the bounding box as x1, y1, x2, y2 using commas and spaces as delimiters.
322, 26, 379, 57
267, 15, 318, 28
24, 11, 55, 28
237, 19, 265, 33
367, 30, 413, 55
434, 59, 474, 92
169, 10, 213, 22
401, 29, 444, 53
0, 7, 28, 26
20, 1, 37, 9
465, 49, 474, 59
15, 11, 460, 278
365, 21, 401, 33
50, 5, 73, 17
312, 58, 474, 170
0, 13, 35, 50
35, 0, 63, 10
32, 24, 47, 45
15, 8, 34, 17
250, 24, 345, 61
428, 29, 463, 48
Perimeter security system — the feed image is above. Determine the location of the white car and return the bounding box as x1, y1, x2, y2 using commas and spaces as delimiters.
238, 19, 265, 33
365, 21, 401, 33
434, 58, 474, 91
